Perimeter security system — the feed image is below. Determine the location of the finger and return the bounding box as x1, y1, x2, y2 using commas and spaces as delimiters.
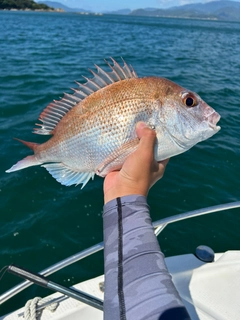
158, 158, 170, 167
156, 159, 169, 176
149, 159, 169, 186
135, 122, 156, 152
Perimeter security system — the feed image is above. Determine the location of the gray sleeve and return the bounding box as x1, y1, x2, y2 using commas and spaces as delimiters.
103, 195, 190, 320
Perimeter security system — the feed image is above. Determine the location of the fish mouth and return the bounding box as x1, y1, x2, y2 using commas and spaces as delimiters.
206, 111, 221, 131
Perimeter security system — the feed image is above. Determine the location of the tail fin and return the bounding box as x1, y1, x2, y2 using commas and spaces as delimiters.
6, 139, 41, 173
14, 138, 39, 151
6, 155, 42, 173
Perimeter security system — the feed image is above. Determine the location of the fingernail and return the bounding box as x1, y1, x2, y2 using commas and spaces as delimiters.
136, 121, 148, 130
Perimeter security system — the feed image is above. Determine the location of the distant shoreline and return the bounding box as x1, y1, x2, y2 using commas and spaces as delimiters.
0, 8, 63, 12
0, 8, 104, 15
0, 9, 235, 22
0, 10, 220, 21
2, 0, 239, 21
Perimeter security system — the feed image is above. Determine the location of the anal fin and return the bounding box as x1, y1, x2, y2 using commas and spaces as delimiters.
42, 163, 94, 188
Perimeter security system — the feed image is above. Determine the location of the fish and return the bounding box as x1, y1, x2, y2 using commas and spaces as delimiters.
6, 58, 221, 188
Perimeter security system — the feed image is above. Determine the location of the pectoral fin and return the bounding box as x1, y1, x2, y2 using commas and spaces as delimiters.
96, 138, 139, 177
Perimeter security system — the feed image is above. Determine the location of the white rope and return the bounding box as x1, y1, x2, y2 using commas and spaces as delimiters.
24, 296, 59, 320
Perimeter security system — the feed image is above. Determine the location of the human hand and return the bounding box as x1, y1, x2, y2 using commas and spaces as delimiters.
103, 122, 169, 204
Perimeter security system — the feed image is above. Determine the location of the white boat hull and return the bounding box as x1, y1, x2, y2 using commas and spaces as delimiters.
2, 251, 240, 320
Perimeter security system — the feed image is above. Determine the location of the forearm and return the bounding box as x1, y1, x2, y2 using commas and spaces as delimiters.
103, 195, 190, 320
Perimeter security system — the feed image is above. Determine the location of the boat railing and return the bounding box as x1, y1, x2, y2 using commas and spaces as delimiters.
1, 201, 240, 306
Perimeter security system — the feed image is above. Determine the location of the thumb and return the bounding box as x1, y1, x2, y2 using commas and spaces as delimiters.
136, 122, 157, 152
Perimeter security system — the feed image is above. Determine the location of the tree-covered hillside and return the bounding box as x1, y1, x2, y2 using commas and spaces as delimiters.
0, 0, 52, 10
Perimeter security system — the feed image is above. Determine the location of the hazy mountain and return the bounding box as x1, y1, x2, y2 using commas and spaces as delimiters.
37, 1, 89, 12
130, 0, 240, 21
37, 0, 240, 20
176, 0, 240, 12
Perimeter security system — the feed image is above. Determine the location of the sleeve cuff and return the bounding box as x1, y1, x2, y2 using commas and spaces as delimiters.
103, 195, 148, 216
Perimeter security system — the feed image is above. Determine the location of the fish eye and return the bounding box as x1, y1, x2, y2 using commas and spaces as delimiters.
182, 93, 197, 108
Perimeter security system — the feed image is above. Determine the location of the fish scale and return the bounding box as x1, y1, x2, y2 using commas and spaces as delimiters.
6, 58, 221, 188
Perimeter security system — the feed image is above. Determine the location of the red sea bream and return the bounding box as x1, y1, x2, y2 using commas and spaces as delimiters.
6, 58, 221, 188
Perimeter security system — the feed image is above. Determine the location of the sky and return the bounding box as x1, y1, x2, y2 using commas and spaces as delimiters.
60, 0, 240, 11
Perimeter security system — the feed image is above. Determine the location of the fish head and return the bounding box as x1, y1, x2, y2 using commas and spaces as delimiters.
176, 90, 220, 143
155, 84, 221, 159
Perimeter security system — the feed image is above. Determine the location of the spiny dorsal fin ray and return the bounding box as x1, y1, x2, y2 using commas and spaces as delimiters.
94, 64, 115, 84
34, 58, 138, 135
110, 57, 128, 79
88, 68, 108, 87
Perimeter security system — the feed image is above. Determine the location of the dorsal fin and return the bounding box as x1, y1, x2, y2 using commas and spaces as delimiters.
34, 58, 138, 135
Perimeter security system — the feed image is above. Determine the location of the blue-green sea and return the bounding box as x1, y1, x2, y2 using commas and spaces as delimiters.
0, 11, 240, 315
